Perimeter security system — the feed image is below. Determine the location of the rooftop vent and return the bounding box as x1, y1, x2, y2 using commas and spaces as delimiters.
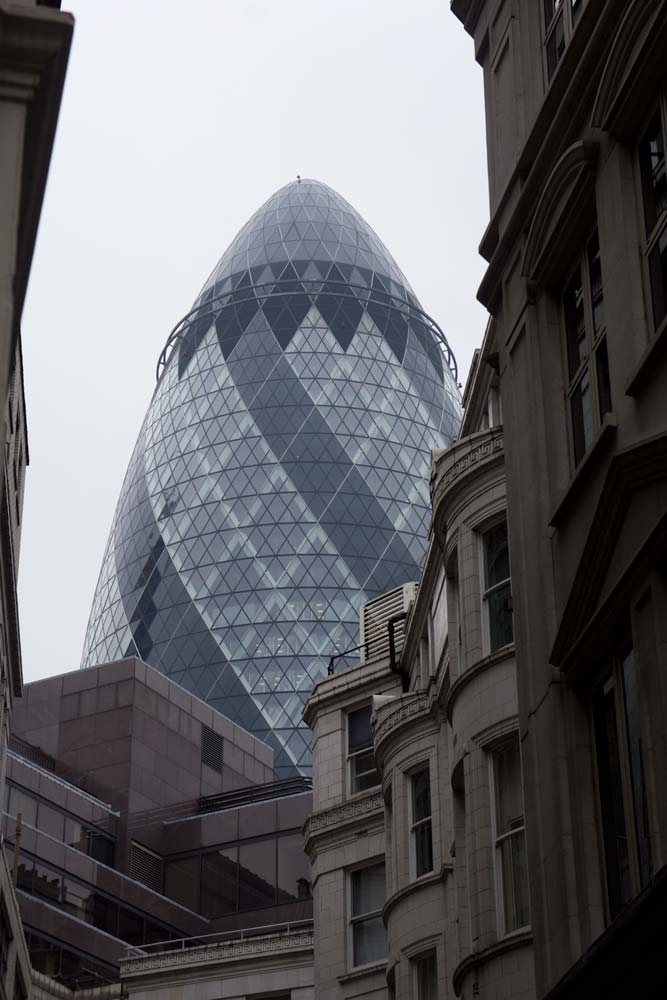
360, 583, 418, 663
201, 724, 224, 773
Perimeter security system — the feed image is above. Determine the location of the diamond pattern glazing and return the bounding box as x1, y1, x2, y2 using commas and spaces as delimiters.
81, 180, 461, 775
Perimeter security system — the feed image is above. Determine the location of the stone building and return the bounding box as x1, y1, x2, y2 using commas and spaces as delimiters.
304, 319, 535, 1000
0, 3, 73, 999
452, 0, 667, 997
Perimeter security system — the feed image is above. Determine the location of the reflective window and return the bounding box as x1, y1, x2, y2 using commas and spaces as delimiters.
347, 705, 380, 794
277, 833, 311, 902
201, 849, 238, 917
239, 841, 276, 911
482, 522, 513, 653
639, 106, 667, 332
492, 737, 529, 934
562, 227, 610, 466
350, 863, 386, 967
164, 856, 199, 913
543, 0, 583, 81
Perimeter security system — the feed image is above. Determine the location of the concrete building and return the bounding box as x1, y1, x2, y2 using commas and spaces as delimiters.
304, 322, 535, 1000
3, 658, 313, 996
452, 1, 667, 997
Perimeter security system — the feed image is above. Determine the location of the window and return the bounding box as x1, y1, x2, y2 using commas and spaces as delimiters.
0, 903, 12, 979
350, 863, 386, 967
482, 521, 513, 652
347, 704, 379, 794
639, 104, 667, 332
410, 766, 433, 879
563, 227, 611, 466
543, 0, 583, 81
414, 951, 438, 1000
491, 737, 529, 934
593, 645, 652, 920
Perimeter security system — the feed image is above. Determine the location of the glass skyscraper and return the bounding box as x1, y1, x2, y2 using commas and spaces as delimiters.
81, 179, 461, 774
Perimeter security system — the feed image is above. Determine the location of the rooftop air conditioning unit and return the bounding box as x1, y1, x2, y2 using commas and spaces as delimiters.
359, 583, 418, 664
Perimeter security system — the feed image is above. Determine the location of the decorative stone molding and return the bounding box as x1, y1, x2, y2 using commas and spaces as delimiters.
120, 930, 314, 977
452, 929, 533, 996
431, 429, 504, 518
303, 790, 384, 844
373, 693, 430, 755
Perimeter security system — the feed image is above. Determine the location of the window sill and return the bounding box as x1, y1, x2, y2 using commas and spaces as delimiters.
549, 414, 617, 529
625, 315, 667, 397
338, 960, 387, 985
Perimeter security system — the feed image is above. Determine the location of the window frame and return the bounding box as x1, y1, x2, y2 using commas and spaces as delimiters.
489, 734, 530, 937
479, 518, 513, 656
347, 860, 387, 970
561, 225, 611, 468
591, 642, 653, 922
346, 704, 380, 797
409, 763, 434, 881
542, 0, 583, 83
637, 97, 667, 337
413, 949, 438, 1000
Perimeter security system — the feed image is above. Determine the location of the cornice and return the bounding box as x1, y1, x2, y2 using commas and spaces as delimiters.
373, 693, 431, 760
431, 428, 504, 534
383, 864, 452, 924
452, 930, 533, 996
120, 930, 313, 978
303, 791, 384, 848
445, 644, 515, 724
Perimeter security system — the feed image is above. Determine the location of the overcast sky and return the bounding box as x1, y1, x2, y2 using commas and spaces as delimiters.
19, 0, 489, 682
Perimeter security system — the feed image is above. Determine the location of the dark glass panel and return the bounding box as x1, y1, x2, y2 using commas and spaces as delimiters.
587, 229, 605, 333
239, 841, 276, 910
570, 369, 593, 465
570, 0, 582, 26
202, 848, 238, 917
483, 522, 510, 589
593, 674, 631, 917
7, 788, 37, 828
91, 895, 118, 937
353, 914, 386, 967
487, 581, 513, 651
639, 110, 667, 237
33, 862, 61, 904
414, 821, 433, 878
61, 877, 91, 921
38, 804, 65, 841
352, 863, 385, 916
412, 768, 431, 823
648, 227, 667, 330
595, 338, 612, 419
546, 11, 565, 79
164, 856, 200, 913
348, 705, 372, 753
277, 834, 311, 902
500, 827, 530, 930
88, 833, 115, 867
118, 907, 144, 947
563, 264, 587, 380
621, 647, 652, 888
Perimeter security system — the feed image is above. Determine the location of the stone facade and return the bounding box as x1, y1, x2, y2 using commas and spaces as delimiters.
453, 1, 667, 997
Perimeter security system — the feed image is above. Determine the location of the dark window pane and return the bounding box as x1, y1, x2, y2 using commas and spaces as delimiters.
595, 338, 612, 419
648, 227, 667, 330
564, 264, 587, 380
165, 856, 200, 913
64, 818, 84, 851
484, 523, 510, 589
488, 581, 513, 651
412, 769, 431, 823
570, 370, 594, 464
15, 856, 33, 894
494, 739, 524, 835
621, 648, 653, 888
352, 863, 385, 916
587, 230, 605, 333
38, 804, 64, 841
571, 0, 582, 26
348, 705, 372, 752
89, 834, 114, 867
239, 841, 276, 910
414, 820, 433, 878
117, 907, 143, 947
353, 914, 386, 966
546, 11, 565, 79
543, 0, 562, 27
500, 827, 530, 930
417, 952, 438, 1000
593, 674, 631, 917
639, 111, 667, 237
61, 877, 91, 921
277, 834, 311, 902
91, 895, 118, 937
351, 748, 379, 793
33, 862, 61, 905
201, 848, 238, 917
8, 789, 37, 828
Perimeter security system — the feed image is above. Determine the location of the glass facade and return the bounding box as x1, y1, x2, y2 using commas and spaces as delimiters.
81, 179, 461, 774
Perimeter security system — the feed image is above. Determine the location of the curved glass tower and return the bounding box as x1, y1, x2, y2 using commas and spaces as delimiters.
82, 179, 461, 775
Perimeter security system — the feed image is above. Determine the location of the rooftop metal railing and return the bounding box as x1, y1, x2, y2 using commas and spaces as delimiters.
122, 918, 314, 961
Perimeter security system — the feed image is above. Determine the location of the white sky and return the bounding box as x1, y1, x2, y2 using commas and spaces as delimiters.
19, 0, 489, 682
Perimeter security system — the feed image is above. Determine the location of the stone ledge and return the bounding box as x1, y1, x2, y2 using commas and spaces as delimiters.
452, 929, 533, 996
120, 930, 313, 977
338, 959, 387, 985
383, 864, 452, 923
372, 692, 431, 755
303, 790, 384, 846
